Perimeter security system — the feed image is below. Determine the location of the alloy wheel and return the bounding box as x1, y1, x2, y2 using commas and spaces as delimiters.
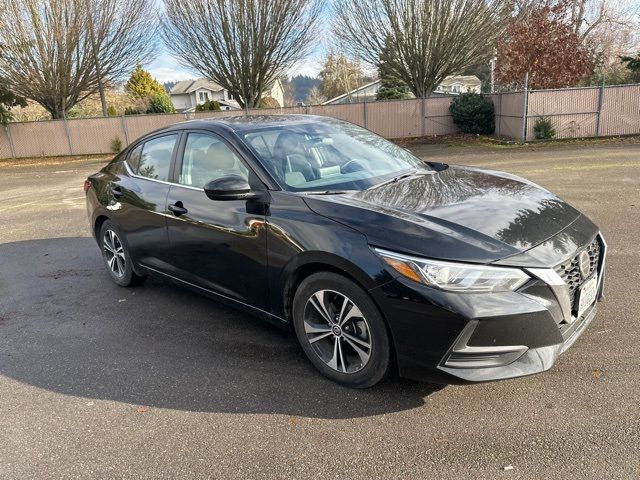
103, 229, 126, 278
302, 289, 373, 373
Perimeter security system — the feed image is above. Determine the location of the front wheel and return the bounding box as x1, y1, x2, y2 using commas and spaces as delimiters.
292, 272, 390, 388
99, 220, 146, 287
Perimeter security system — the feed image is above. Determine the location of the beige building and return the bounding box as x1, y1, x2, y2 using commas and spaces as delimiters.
170, 78, 284, 112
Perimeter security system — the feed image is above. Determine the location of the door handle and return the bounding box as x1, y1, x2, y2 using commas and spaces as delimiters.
168, 201, 188, 216
110, 185, 124, 198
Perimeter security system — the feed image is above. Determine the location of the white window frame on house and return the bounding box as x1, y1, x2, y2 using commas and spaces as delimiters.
198, 91, 210, 103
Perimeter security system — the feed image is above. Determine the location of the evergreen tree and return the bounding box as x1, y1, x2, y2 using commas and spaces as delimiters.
125, 65, 166, 98
0, 79, 26, 124
376, 41, 410, 100
0, 52, 27, 124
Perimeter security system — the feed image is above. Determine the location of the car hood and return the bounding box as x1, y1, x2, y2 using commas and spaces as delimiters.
303, 166, 582, 264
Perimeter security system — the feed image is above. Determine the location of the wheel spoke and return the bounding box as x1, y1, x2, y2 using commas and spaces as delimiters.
327, 337, 339, 370
336, 296, 349, 325
344, 336, 370, 366
337, 338, 346, 373
343, 332, 371, 350
103, 241, 115, 254
304, 321, 331, 334
339, 304, 363, 327
108, 256, 117, 271
308, 331, 333, 344
309, 292, 333, 324
116, 257, 124, 276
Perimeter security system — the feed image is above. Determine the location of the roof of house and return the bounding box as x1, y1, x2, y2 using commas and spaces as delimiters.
437, 75, 482, 88
170, 78, 223, 95
322, 75, 482, 104
322, 80, 381, 105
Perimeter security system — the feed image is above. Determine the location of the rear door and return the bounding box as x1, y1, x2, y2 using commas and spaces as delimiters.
113, 133, 180, 271
165, 131, 270, 309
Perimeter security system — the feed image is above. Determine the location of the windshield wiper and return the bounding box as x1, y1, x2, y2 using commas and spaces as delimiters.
366, 170, 420, 190
303, 190, 353, 195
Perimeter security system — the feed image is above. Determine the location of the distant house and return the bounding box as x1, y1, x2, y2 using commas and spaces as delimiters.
322, 76, 482, 105
434, 76, 482, 95
169, 78, 285, 112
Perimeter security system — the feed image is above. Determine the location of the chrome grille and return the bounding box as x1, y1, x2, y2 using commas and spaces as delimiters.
554, 238, 601, 314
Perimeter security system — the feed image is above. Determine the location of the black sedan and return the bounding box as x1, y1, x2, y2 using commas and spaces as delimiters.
85, 115, 606, 388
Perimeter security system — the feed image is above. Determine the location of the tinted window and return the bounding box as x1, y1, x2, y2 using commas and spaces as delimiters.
178, 133, 248, 188
136, 135, 178, 182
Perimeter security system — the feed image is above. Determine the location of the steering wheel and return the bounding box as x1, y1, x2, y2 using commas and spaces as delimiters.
341, 159, 367, 174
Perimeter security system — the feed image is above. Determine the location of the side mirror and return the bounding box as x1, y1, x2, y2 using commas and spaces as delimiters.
204, 175, 259, 201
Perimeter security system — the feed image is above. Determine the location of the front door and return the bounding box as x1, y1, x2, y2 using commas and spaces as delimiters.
165, 131, 270, 310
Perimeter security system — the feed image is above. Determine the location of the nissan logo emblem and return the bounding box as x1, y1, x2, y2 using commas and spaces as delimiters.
578, 251, 591, 279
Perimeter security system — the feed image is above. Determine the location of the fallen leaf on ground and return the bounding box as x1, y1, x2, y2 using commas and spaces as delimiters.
592, 369, 603, 379
289, 416, 298, 426
136, 407, 147, 413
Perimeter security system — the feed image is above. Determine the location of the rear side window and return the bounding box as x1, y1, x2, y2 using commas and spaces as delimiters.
127, 145, 143, 172
131, 134, 178, 182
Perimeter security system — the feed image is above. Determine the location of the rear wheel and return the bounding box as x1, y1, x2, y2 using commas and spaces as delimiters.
292, 272, 390, 388
99, 220, 146, 287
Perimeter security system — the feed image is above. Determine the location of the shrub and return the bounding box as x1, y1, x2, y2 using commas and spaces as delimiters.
107, 105, 118, 116
110, 136, 123, 154
66, 108, 81, 119
124, 106, 141, 115
449, 93, 495, 135
146, 93, 176, 114
533, 117, 555, 139
258, 96, 281, 108
196, 99, 221, 111
0, 105, 13, 125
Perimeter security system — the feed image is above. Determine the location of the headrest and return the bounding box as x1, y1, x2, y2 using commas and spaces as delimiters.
206, 141, 236, 170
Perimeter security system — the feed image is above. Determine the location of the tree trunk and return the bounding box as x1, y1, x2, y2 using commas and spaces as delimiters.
98, 79, 108, 116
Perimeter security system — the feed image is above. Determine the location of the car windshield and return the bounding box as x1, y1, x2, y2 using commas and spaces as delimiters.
241, 122, 431, 192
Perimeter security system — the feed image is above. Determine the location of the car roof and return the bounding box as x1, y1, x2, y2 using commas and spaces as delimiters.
162, 114, 346, 134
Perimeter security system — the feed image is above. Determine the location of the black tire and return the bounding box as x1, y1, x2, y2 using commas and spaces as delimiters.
292, 272, 390, 388
99, 220, 146, 287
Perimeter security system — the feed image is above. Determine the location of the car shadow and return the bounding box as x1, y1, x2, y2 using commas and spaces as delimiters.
0, 237, 444, 419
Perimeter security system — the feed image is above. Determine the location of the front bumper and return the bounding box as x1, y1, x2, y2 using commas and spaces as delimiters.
372, 232, 606, 384
437, 303, 598, 382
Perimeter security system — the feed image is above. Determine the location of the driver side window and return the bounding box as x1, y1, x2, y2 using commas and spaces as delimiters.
179, 133, 248, 188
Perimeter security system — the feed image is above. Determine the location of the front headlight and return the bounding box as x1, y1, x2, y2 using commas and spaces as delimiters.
374, 248, 530, 293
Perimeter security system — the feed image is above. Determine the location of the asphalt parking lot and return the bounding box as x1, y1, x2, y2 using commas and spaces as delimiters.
1, 142, 639, 479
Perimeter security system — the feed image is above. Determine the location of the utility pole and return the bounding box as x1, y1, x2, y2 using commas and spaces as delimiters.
489, 51, 497, 93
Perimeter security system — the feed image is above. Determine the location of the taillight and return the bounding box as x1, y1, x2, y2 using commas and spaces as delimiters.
83, 180, 91, 193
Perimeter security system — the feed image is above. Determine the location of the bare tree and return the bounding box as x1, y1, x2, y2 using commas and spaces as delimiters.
333, 0, 510, 98
84, 0, 159, 116
162, 0, 323, 109
0, 0, 157, 119
318, 52, 366, 101
0, 0, 95, 118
